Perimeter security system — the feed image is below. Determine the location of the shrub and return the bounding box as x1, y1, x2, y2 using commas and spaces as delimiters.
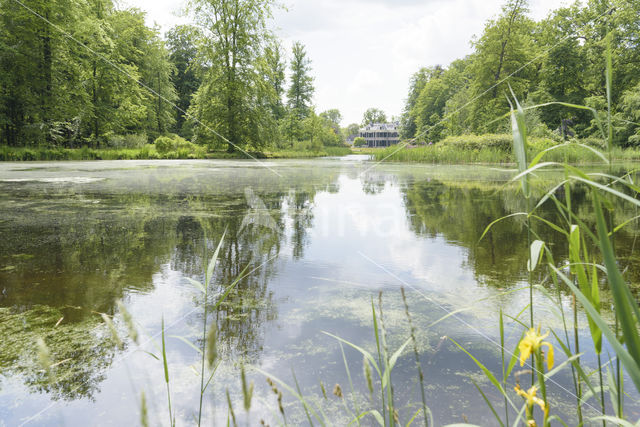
353, 137, 367, 147
107, 134, 147, 149
153, 134, 197, 155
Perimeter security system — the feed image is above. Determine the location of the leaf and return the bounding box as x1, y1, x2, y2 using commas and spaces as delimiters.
507, 87, 530, 198
161, 317, 169, 384
206, 230, 227, 290
449, 338, 516, 410
551, 265, 640, 392
322, 331, 381, 377
479, 213, 527, 242
169, 335, 203, 355
593, 192, 640, 365
527, 240, 544, 272
472, 379, 504, 427
382, 337, 411, 389
572, 176, 640, 209
185, 277, 205, 294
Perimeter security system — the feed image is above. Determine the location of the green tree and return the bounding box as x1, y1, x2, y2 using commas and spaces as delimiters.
353, 136, 367, 147
262, 39, 286, 121
0, 0, 87, 146
362, 108, 387, 126
400, 67, 437, 139
411, 61, 469, 141
467, 0, 537, 132
189, 0, 277, 152
320, 108, 344, 144
166, 25, 203, 137
344, 123, 360, 140
287, 41, 314, 120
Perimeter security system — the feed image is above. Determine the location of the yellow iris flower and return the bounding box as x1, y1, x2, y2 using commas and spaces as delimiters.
515, 384, 549, 426
515, 384, 546, 412
518, 326, 554, 370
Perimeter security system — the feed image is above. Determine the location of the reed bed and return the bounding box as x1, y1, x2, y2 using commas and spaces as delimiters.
372, 135, 640, 165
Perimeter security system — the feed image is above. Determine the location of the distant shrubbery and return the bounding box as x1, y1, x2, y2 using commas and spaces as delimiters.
154, 134, 196, 154
371, 134, 640, 164
107, 134, 148, 149
353, 137, 367, 147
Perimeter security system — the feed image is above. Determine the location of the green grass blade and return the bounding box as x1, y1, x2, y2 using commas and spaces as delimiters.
593, 192, 640, 365
551, 266, 640, 392
322, 331, 381, 377
162, 317, 169, 384
527, 240, 545, 272
206, 229, 227, 289
572, 176, 640, 209
169, 335, 203, 355
479, 213, 527, 242
550, 329, 598, 399
449, 338, 516, 410
185, 277, 206, 294
507, 88, 530, 198
388, 337, 411, 370
254, 367, 325, 426
339, 342, 361, 427
472, 379, 505, 427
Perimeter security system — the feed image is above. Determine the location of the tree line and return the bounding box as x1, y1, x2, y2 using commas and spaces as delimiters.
400, 0, 640, 147
0, 0, 347, 152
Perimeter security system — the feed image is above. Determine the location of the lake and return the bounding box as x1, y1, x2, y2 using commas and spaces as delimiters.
1, 157, 639, 425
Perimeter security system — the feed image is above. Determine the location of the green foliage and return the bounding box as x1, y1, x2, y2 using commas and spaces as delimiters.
372, 134, 640, 164
399, 0, 640, 145
354, 137, 367, 147
362, 108, 387, 126
0, 0, 177, 147
188, 0, 277, 152
166, 25, 203, 137
287, 41, 314, 121
107, 134, 147, 149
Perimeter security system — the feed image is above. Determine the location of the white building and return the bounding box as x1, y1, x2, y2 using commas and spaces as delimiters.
359, 122, 400, 147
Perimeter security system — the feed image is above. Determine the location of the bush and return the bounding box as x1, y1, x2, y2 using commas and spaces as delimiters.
440, 134, 515, 151
354, 137, 367, 147
107, 134, 147, 149
154, 134, 190, 154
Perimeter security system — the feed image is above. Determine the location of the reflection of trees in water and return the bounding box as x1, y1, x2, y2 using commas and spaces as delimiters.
0, 305, 117, 401
360, 171, 396, 195
403, 177, 640, 289
0, 166, 340, 400
287, 190, 315, 260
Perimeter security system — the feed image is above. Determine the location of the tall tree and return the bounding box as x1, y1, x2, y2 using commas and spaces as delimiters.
0, 0, 86, 146
189, 0, 276, 152
400, 67, 438, 139
362, 108, 387, 126
166, 25, 203, 137
412, 60, 469, 141
262, 39, 286, 121
287, 41, 314, 120
467, 0, 537, 132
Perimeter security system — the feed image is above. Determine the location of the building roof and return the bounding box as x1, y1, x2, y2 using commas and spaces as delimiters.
361, 122, 399, 131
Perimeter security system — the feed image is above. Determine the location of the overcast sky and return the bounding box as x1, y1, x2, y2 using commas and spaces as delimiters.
123, 0, 564, 125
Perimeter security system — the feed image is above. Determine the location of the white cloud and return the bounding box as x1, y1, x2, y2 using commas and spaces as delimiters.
122, 0, 562, 125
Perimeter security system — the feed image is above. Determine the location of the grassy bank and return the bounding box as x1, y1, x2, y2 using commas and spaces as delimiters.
0, 145, 352, 161
372, 134, 640, 164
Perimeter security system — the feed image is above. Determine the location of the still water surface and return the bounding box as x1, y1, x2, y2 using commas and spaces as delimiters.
1, 157, 639, 425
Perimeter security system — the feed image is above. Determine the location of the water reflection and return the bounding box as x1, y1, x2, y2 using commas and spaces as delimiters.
0, 160, 639, 424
